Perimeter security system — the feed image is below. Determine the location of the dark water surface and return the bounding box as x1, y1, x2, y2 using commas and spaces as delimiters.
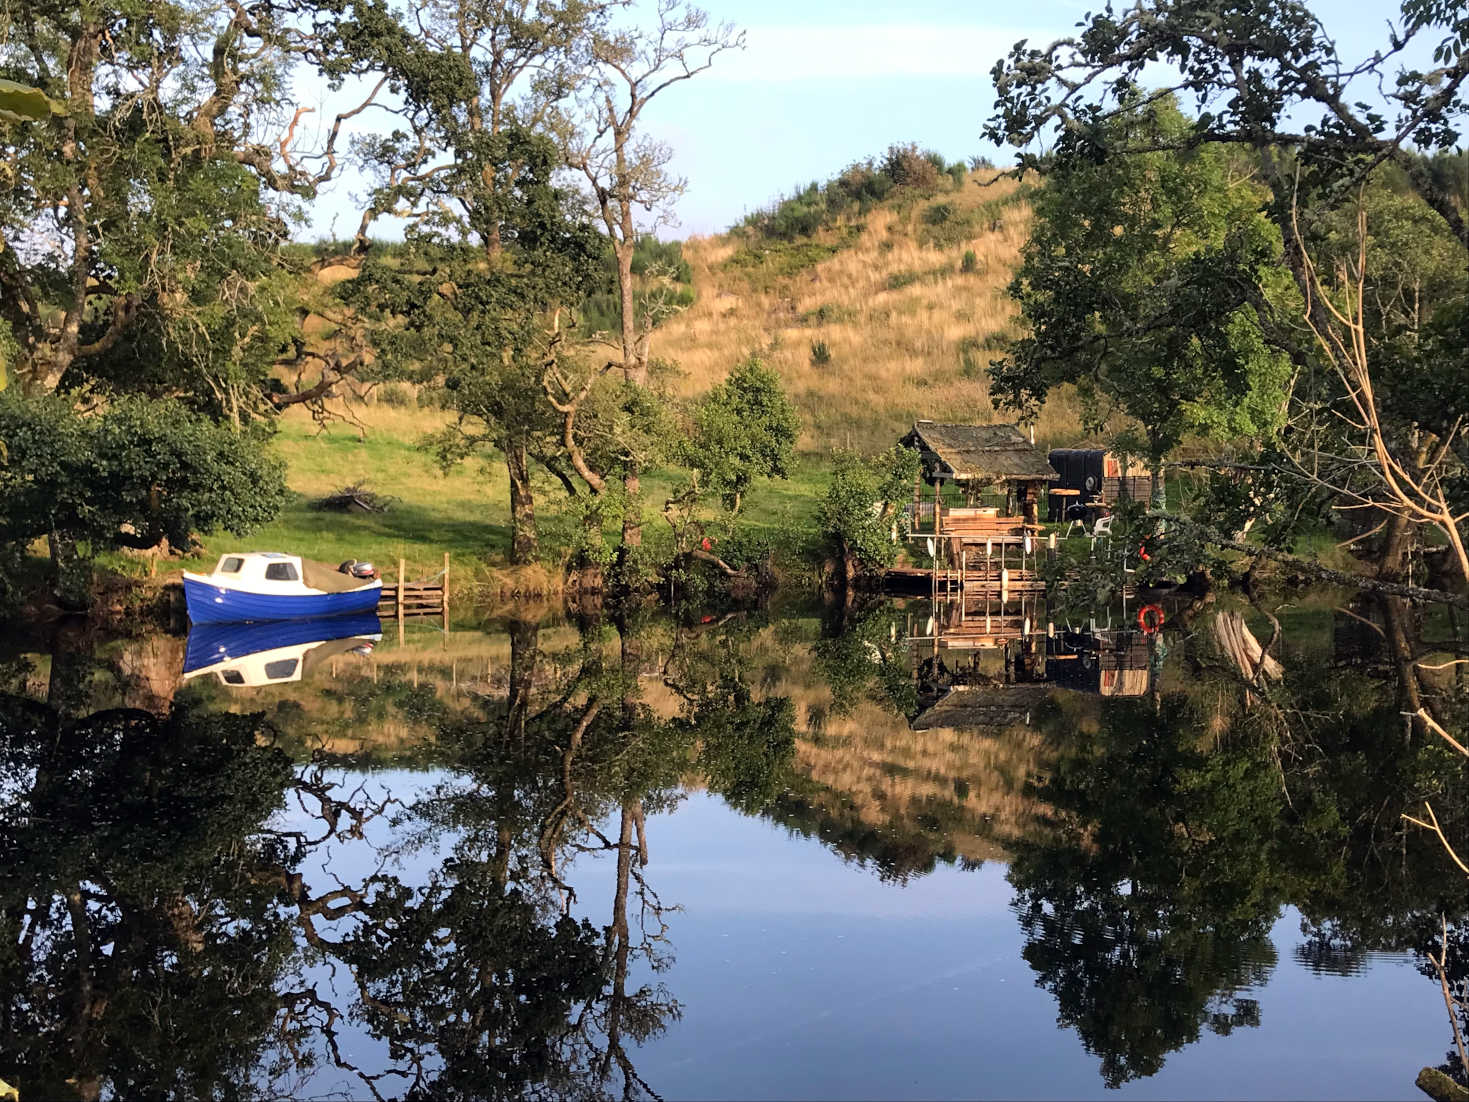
2, 591, 1466, 1100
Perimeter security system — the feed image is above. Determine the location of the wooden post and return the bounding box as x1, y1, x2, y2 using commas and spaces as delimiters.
442, 551, 450, 645
397, 557, 405, 647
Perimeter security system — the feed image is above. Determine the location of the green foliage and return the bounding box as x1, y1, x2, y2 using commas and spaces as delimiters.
342, 122, 603, 561
683, 356, 801, 512
799, 303, 855, 326
811, 603, 915, 718
960, 249, 979, 273
687, 683, 798, 814
1011, 695, 1287, 1086
809, 340, 832, 366
991, 96, 1293, 472
0, 1, 310, 412
0, 394, 286, 555
374, 383, 413, 408
735, 143, 949, 242
722, 231, 858, 289
579, 236, 696, 337
816, 446, 920, 570
917, 199, 985, 250
885, 265, 951, 291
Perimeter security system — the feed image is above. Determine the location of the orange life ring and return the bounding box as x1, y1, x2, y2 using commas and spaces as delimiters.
1137, 604, 1165, 634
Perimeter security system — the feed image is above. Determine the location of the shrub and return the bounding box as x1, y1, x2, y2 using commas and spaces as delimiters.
882, 143, 942, 191
818, 446, 922, 574
810, 340, 832, 366
684, 356, 801, 512
961, 249, 979, 273
922, 202, 954, 226
375, 383, 412, 407
800, 303, 855, 326
947, 162, 967, 189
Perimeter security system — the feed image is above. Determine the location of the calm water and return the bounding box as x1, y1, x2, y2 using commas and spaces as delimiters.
2, 591, 1467, 1100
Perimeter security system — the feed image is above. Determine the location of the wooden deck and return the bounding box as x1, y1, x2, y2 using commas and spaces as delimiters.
377, 554, 450, 642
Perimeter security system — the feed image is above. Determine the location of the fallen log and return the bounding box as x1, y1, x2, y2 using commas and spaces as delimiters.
1156, 513, 1469, 611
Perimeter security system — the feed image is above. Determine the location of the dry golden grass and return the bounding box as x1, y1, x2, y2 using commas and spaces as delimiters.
644, 620, 1056, 862
657, 170, 1082, 454
270, 169, 1080, 491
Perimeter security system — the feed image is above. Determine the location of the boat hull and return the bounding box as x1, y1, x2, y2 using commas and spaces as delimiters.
184, 574, 382, 624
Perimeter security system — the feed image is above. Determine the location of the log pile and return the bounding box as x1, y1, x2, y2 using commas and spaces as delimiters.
314, 483, 396, 513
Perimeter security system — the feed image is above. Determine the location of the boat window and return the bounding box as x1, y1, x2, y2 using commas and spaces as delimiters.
220, 670, 245, 684
264, 562, 299, 582
220, 557, 244, 573
263, 658, 299, 680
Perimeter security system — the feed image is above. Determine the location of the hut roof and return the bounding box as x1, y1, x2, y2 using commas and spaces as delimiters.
902, 421, 1058, 482
910, 684, 1051, 731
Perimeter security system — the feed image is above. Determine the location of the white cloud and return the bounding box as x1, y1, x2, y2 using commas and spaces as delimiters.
704, 23, 1044, 82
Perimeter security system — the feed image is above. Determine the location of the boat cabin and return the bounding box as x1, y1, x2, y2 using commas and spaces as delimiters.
209, 552, 370, 594
184, 632, 380, 687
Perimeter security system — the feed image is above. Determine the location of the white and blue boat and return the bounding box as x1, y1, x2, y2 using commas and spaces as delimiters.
183, 552, 382, 624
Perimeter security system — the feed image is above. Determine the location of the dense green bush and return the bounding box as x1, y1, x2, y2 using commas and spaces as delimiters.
684, 356, 801, 512
817, 445, 921, 575
810, 340, 832, 366
0, 393, 286, 570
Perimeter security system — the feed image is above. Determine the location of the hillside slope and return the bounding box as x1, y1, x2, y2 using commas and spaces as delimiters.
656, 169, 1074, 453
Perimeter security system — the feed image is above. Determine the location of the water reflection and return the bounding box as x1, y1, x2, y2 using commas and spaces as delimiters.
183, 612, 383, 686
0, 590, 1465, 1098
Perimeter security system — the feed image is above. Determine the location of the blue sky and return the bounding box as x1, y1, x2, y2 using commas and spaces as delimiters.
299, 0, 1416, 241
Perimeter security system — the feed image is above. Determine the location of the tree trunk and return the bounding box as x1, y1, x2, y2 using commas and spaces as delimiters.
505, 619, 539, 742
1149, 453, 1166, 511
48, 528, 91, 612
506, 440, 536, 565
1378, 509, 1415, 581
621, 471, 641, 548
616, 207, 645, 549
1380, 595, 1427, 734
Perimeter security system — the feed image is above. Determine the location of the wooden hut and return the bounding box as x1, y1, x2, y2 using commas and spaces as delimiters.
901, 421, 1059, 535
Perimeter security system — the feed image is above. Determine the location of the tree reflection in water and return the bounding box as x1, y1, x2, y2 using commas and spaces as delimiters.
1, 594, 1467, 1097
1005, 599, 1469, 1090
0, 611, 799, 1100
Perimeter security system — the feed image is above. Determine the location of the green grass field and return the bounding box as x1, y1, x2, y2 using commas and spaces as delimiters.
146, 407, 833, 583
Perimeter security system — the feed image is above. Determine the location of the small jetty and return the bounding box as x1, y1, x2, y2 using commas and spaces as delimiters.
379, 554, 451, 639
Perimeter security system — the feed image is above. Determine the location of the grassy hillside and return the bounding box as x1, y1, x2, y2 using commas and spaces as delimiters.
658, 167, 1078, 453
155, 164, 1075, 576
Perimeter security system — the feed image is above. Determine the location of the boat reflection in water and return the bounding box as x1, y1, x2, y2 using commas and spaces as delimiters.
182, 611, 383, 687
